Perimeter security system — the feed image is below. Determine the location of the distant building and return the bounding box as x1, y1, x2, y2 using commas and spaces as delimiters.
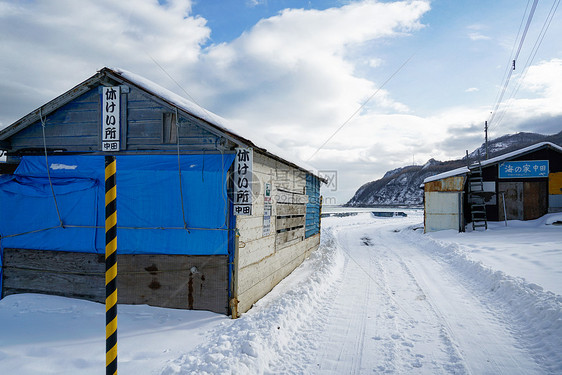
0, 67, 324, 316
422, 142, 562, 233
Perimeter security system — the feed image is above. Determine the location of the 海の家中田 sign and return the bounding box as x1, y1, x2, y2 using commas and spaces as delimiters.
498, 160, 549, 179
101, 86, 120, 152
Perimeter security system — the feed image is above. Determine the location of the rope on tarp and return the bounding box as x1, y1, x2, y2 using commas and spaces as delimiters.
2, 108, 235, 242
0, 225, 62, 239
40, 108, 64, 229
0, 225, 231, 240
175, 107, 190, 233
220, 145, 229, 228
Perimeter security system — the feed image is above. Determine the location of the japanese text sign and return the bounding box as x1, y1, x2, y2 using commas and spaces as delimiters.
102, 86, 120, 152
498, 160, 549, 179
234, 147, 253, 215
263, 182, 272, 236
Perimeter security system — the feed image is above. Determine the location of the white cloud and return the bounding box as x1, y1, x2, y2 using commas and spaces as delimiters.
246, 0, 265, 7
487, 58, 562, 134
522, 58, 562, 100
368, 58, 384, 68
467, 24, 490, 41
0, 0, 210, 119
189, 1, 429, 151
2, 1, 560, 204
465, 87, 479, 92
468, 32, 491, 41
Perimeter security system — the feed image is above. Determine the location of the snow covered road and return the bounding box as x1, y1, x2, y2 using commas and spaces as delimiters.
306, 216, 543, 374
166, 211, 561, 374
2, 211, 561, 374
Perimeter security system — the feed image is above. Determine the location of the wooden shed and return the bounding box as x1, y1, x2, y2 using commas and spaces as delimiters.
0, 67, 324, 316
422, 142, 562, 232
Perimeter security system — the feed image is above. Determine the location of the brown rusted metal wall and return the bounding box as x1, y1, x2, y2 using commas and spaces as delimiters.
424, 176, 465, 192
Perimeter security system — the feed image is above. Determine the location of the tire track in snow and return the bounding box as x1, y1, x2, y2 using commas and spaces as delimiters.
367, 232, 469, 374
399, 228, 562, 374
313, 222, 471, 374
336, 230, 372, 374
310, 229, 374, 374
386, 227, 545, 374
384, 243, 473, 374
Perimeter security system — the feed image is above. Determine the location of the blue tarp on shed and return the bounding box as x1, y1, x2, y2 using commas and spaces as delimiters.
305, 174, 321, 238
0, 154, 235, 255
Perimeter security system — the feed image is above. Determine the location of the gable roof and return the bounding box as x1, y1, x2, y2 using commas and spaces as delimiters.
0, 67, 324, 181
423, 142, 562, 184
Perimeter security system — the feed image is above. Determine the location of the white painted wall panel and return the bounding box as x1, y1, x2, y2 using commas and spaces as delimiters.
235, 152, 321, 314
424, 191, 461, 232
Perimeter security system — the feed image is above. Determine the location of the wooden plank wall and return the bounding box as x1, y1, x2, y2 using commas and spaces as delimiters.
118, 254, 228, 314
10, 89, 100, 152
2, 248, 229, 314
8, 85, 230, 154
235, 153, 321, 313
2, 248, 106, 301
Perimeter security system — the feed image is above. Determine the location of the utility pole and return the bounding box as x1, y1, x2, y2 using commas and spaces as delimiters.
485, 121, 489, 160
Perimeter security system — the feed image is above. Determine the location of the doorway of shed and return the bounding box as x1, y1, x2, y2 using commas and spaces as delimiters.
498, 181, 547, 221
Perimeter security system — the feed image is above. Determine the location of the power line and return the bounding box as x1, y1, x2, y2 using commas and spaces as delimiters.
514, 0, 540, 62
488, 0, 539, 128
306, 53, 415, 162
490, 0, 531, 117
489, 0, 560, 132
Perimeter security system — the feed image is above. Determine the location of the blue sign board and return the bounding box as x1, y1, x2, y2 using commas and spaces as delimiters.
498, 160, 549, 179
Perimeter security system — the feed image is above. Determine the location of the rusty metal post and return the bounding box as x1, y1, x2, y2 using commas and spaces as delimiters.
230, 229, 240, 319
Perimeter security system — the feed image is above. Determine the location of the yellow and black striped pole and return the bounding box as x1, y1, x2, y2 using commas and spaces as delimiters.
105, 155, 118, 375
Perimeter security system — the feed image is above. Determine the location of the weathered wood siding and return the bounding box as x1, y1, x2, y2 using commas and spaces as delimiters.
7, 85, 231, 154
235, 153, 321, 313
10, 89, 100, 152
2, 248, 228, 314
118, 254, 228, 314
2, 248, 105, 301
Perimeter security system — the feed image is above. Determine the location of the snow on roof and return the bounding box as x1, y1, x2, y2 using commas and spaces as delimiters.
111, 68, 321, 177
423, 166, 469, 184
478, 141, 562, 167
422, 142, 562, 185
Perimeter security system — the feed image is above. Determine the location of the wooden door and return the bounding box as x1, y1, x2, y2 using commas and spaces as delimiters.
523, 181, 547, 220
498, 182, 523, 221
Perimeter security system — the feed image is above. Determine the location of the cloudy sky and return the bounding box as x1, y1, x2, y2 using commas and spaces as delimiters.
1, 0, 561, 203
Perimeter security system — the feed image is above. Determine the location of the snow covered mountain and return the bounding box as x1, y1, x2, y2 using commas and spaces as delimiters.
346, 131, 562, 207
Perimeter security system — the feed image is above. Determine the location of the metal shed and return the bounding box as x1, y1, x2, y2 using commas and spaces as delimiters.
0, 67, 324, 316
422, 142, 562, 233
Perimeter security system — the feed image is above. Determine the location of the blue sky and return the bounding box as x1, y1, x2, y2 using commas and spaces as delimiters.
1, 0, 561, 203
192, 0, 343, 44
